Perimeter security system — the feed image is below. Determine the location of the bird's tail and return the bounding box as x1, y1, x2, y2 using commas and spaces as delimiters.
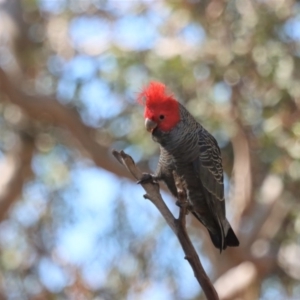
208, 222, 239, 251
226, 227, 239, 247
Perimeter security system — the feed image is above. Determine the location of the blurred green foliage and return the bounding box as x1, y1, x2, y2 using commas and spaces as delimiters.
0, 0, 300, 299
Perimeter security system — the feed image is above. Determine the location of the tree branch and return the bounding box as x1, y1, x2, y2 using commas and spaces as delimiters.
230, 85, 252, 229
0, 67, 132, 182
112, 149, 219, 300
214, 261, 258, 300
0, 132, 34, 221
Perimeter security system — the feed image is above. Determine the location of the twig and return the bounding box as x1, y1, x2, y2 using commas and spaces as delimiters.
112, 149, 219, 300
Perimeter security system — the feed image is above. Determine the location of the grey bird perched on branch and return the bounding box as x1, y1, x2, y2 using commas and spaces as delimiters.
137, 81, 239, 252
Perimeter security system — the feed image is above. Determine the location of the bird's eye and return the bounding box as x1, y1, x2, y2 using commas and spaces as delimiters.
159, 115, 165, 120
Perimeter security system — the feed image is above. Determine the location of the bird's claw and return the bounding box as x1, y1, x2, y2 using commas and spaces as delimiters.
176, 200, 192, 211
176, 200, 187, 208
137, 173, 158, 185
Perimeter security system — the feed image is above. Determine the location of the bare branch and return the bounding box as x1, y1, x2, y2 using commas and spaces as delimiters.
0, 67, 132, 182
0, 132, 34, 221
230, 86, 252, 229
112, 149, 219, 300
214, 262, 258, 300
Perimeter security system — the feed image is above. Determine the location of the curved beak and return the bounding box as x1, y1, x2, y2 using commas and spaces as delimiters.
145, 118, 157, 132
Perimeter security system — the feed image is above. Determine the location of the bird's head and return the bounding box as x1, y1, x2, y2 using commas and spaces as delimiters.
138, 81, 180, 133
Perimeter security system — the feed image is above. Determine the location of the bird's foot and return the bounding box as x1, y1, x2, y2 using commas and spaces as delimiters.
137, 173, 159, 185
176, 201, 193, 215
175, 200, 191, 210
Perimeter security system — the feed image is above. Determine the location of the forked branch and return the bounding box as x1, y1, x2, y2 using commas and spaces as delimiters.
112, 149, 219, 300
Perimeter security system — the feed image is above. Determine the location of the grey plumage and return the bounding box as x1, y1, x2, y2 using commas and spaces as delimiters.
149, 104, 239, 251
